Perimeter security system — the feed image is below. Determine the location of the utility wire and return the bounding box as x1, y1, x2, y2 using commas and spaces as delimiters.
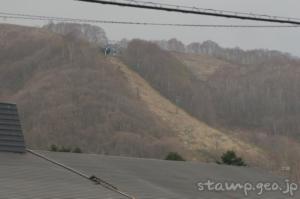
76, 0, 300, 25
0, 12, 299, 28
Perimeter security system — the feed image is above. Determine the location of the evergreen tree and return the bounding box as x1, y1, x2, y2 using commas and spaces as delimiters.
217, 150, 246, 166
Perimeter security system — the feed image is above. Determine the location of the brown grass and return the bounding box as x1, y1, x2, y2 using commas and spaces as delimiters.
110, 58, 267, 163
172, 52, 238, 81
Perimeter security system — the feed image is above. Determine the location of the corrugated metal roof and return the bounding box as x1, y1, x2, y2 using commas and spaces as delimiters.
0, 103, 25, 153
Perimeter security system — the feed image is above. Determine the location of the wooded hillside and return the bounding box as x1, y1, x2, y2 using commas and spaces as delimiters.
0, 24, 181, 158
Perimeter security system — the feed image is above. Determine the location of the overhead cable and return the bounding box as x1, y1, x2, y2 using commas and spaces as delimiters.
0, 12, 299, 28
76, 0, 300, 25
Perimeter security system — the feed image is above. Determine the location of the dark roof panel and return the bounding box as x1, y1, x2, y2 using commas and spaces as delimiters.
0, 149, 298, 198
40, 151, 299, 199
0, 152, 122, 198
0, 103, 25, 153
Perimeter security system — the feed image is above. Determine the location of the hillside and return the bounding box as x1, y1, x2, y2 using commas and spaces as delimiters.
110, 58, 265, 162
0, 24, 183, 158
0, 23, 268, 165
172, 49, 300, 139
44, 23, 108, 46
3, 23, 300, 179
129, 39, 300, 140
171, 52, 238, 81
177, 51, 300, 179
122, 39, 300, 179
122, 39, 217, 125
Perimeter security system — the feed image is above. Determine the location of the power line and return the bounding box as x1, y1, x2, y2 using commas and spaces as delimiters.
76, 0, 300, 25
0, 12, 299, 28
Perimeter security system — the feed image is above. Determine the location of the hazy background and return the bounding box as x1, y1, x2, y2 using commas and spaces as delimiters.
1, 0, 300, 56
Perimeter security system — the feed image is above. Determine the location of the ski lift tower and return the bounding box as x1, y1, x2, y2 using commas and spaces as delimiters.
104, 40, 119, 56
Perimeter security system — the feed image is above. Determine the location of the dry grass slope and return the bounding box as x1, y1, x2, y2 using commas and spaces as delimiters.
172, 52, 238, 81
110, 58, 266, 163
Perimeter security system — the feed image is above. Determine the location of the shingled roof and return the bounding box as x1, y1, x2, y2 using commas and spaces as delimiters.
0, 103, 25, 153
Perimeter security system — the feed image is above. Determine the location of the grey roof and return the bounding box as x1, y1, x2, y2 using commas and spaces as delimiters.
0, 103, 25, 153
1, 150, 295, 199
0, 152, 122, 199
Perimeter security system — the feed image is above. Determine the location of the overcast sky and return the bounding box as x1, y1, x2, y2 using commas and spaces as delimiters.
2, 0, 300, 56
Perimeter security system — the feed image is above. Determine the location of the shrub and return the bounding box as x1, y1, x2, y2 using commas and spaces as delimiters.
49, 145, 83, 153
50, 144, 58, 152
165, 152, 185, 161
217, 150, 246, 166
59, 146, 72, 152
73, 147, 82, 153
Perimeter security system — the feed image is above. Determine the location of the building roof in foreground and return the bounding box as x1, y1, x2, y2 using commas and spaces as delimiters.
0, 103, 26, 153
0, 150, 298, 199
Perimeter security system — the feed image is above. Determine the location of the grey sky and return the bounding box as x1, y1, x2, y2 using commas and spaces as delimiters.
2, 0, 300, 56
